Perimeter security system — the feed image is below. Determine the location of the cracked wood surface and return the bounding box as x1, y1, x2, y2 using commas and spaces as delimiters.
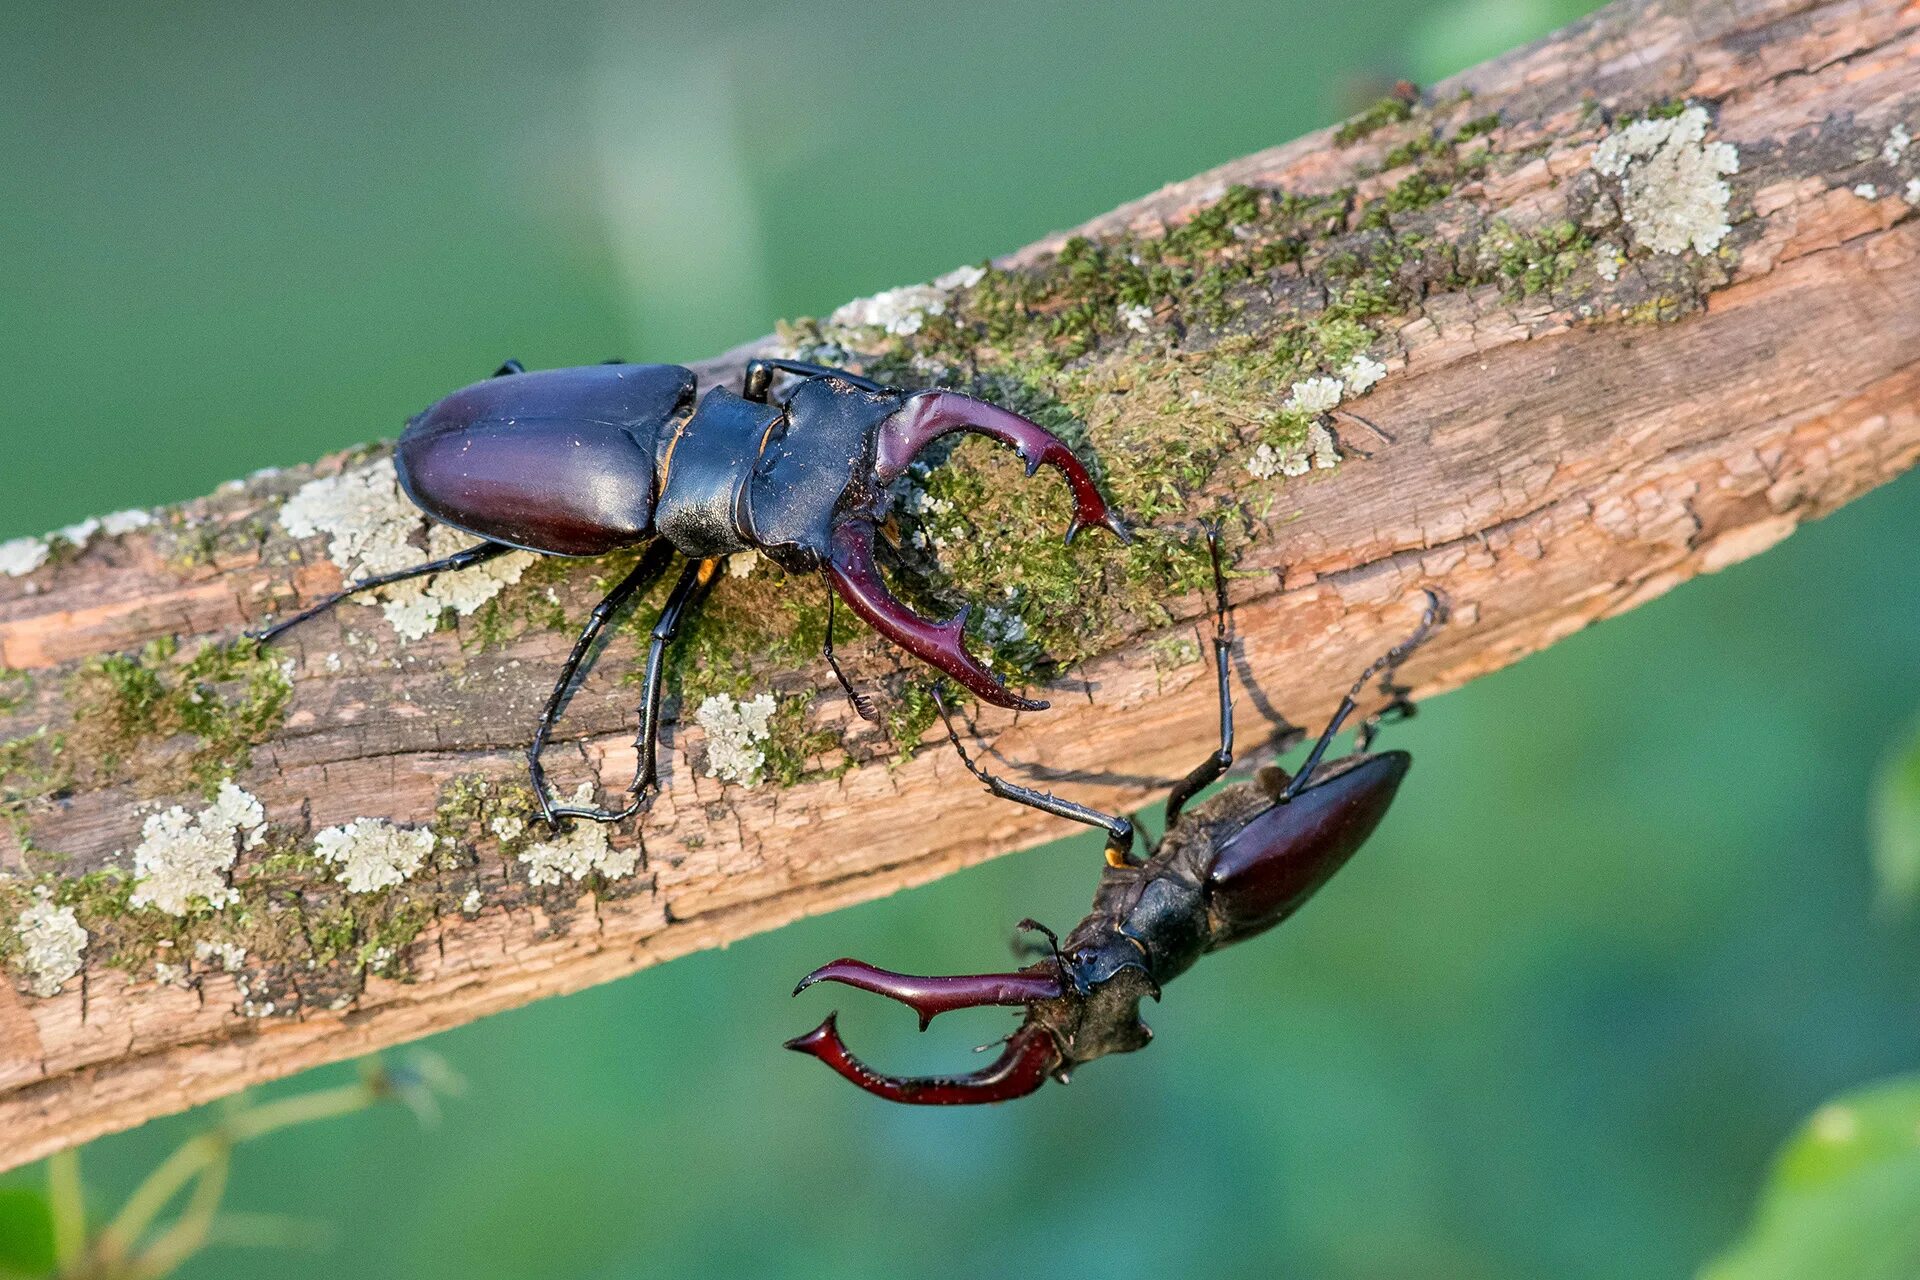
2, 0, 1918, 1170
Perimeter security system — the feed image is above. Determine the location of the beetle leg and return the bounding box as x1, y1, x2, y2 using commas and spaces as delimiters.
825, 520, 1048, 711
1283, 589, 1445, 801
873, 390, 1130, 545
793, 958, 1065, 1030
785, 1016, 1062, 1105
820, 586, 878, 723
935, 689, 1138, 867
249, 541, 511, 643
526, 543, 679, 828
1164, 519, 1237, 829
610, 556, 723, 814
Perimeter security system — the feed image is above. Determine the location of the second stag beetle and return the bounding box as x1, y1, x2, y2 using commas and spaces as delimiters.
251, 357, 1126, 826
787, 527, 1443, 1103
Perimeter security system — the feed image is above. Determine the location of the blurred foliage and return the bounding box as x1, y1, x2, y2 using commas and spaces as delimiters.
0, 1059, 452, 1280
1871, 721, 1920, 909
1704, 1075, 1920, 1280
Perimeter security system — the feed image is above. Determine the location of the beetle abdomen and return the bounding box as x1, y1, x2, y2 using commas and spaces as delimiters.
396, 363, 694, 557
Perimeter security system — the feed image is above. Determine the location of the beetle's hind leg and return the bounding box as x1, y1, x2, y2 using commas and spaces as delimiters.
1283, 589, 1445, 799
526, 543, 679, 827
1163, 520, 1236, 829
249, 541, 510, 643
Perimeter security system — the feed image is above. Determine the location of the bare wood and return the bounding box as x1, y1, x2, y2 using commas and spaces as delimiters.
2, 0, 1918, 1170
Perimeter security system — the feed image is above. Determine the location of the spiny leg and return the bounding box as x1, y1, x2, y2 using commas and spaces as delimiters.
1164, 520, 1236, 829
605, 555, 723, 820
821, 585, 878, 723
249, 541, 510, 643
935, 688, 1136, 867
526, 542, 679, 827
1282, 589, 1444, 801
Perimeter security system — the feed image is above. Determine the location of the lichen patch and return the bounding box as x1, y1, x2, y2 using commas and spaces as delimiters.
314, 818, 436, 894
695, 692, 776, 785
277, 460, 537, 642
1886, 123, 1911, 165
1339, 355, 1387, 395
827, 265, 985, 338
518, 786, 640, 885
0, 537, 49, 578
1591, 105, 1739, 255
14, 890, 86, 997
127, 782, 266, 916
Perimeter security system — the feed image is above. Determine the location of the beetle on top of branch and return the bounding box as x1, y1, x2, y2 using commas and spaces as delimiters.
251, 357, 1128, 827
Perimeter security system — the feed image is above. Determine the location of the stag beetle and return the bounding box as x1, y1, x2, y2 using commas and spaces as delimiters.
253, 357, 1126, 826
786, 526, 1442, 1103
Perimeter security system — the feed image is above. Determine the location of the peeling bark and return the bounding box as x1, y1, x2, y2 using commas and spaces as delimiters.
1, 0, 1917, 1171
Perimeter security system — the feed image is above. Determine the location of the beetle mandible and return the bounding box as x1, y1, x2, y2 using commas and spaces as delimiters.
786, 525, 1443, 1103
253, 357, 1127, 826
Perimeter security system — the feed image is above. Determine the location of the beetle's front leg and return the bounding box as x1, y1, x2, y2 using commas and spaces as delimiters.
614, 556, 723, 814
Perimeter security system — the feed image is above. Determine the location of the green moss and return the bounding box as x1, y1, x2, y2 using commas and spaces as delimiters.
1334, 95, 1415, 146
762, 695, 849, 788
0, 667, 31, 715
1483, 219, 1592, 298
1456, 113, 1502, 141
885, 682, 941, 763
65, 636, 291, 793
0, 728, 72, 842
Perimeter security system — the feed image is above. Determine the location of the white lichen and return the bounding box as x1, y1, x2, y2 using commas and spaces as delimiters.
1885, 123, 1911, 164
518, 785, 640, 885
0, 537, 49, 578
1283, 376, 1344, 416
128, 782, 266, 916
1854, 182, 1879, 199
1591, 105, 1738, 256
99, 508, 154, 537
1595, 249, 1623, 282
1908, 178, 1920, 205
696, 692, 777, 785
726, 550, 760, 579
14, 891, 86, 998
1245, 423, 1339, 481
828, 264, 984, 337
490, 814, 526, 842
277, 459, 537, 642
1117, 303, 1154, 333
1338, 355, 1387, 395
313, 817, 436, 894
53, 518, 100, 547
193, 939, 247, 972
461, 888, 483, 914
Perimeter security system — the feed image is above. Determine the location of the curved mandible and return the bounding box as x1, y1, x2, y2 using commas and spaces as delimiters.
794, 958, 1066, 1031
874, 390, 1130, 544
784, 1015, 1063, 1105
825, 521, 1046, 710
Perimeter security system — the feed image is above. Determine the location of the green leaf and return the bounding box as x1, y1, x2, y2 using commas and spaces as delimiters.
0, 1186, 56, 1276
1870, 721, 1920, 908
1702, 1075, 1920, 1280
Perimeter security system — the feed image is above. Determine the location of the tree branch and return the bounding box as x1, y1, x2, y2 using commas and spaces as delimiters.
2, 0, 1917, 1171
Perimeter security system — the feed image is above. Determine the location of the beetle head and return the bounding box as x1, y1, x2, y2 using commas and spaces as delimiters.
754, 376, 1125, 711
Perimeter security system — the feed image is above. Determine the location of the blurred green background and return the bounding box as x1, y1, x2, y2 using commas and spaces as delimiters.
7, 0, 1920, 1276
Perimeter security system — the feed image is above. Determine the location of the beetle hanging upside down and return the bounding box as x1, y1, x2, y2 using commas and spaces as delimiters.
252, 357, 1126, 826
786, 527, 1442, 1103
